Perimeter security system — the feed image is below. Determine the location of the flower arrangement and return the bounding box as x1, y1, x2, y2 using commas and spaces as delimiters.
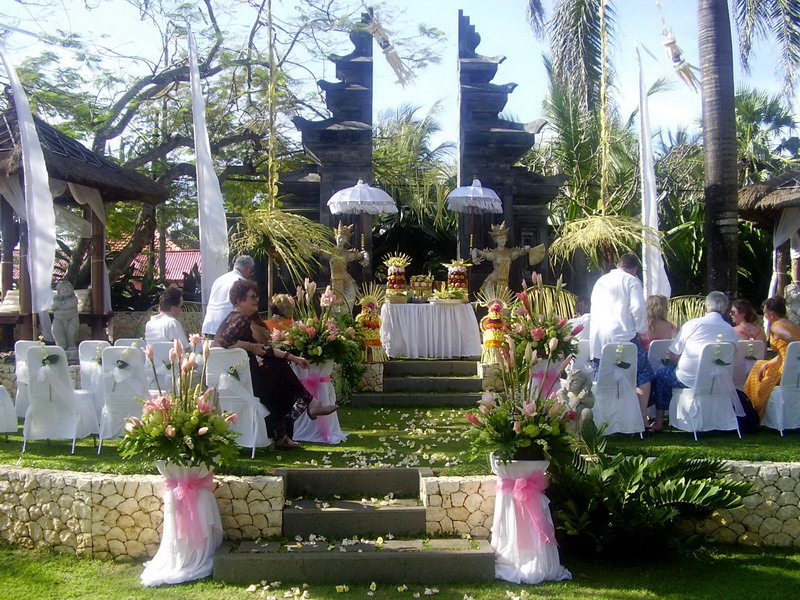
118, 338, 240, 468
466, 275, 583, 463
271, 279, 361, 365
431, 286, 467, 301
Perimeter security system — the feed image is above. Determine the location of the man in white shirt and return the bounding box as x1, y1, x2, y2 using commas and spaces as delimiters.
650, 291, 739, 431
589, 254, 653, 426
145, 287, 189, 346
201, 255, 255, 337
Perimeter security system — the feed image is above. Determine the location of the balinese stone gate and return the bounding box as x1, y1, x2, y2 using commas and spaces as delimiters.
291, 11, 374, 282
457, 11, 564, 288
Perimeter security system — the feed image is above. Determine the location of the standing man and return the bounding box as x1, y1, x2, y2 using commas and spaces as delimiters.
145, 286, 189, 346
589, 253, 654, 428
201, 255, 255, 337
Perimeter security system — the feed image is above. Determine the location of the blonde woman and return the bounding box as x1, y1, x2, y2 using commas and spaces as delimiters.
640, 295, 677, 351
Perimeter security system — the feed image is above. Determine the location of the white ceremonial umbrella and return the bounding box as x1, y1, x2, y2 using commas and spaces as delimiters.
446, 179, 502, 214
327, 179, 398, 215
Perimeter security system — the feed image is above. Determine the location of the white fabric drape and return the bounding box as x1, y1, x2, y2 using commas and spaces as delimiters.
637, 48, 671, 299
0, 175, 26, 218
68, 182, 106, 224
290, 360, 347, 444
188, 29, 229, 305
1, 44, 56, 341
769, 207, 800, 298
141, 461, 222, 586
380, 303, 482, 358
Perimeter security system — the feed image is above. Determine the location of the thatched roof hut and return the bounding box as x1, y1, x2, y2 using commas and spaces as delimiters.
738, 166, 800, 226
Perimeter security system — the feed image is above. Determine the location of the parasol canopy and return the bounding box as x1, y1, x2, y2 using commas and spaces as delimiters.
327, 179, 398, 215
446, 179, 502, 214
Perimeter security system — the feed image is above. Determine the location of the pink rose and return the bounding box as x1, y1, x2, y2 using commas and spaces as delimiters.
197, 426, 209, 435
165, 425, 176, 437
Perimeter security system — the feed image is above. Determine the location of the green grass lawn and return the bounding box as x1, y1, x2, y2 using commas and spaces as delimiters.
2, 542, 799, 599
1, 407, 797, 477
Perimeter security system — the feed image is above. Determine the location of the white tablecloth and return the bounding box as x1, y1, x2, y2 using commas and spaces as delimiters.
380, 303, 481, 358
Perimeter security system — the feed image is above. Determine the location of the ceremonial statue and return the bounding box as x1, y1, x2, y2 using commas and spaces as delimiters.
555, 369, 595, 440
471, 221, 544, 292
51, 280, 80, 355
325, 222, 369, 305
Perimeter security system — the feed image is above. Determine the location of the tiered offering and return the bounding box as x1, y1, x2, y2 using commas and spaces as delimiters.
409, 274, 434, 301
383, 253, 411, 303
444, 259, 471, 292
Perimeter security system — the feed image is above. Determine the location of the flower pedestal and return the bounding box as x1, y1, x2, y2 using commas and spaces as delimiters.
141, 461, 223, 587
490, 455, 571, 585
290, 360, 347, 444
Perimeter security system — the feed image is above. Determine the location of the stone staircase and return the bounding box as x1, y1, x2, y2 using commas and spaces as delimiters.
351, 360, 482, 407
212, 468, 495, 584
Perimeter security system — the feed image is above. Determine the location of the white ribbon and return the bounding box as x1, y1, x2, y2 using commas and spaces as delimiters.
708, 363, 745, 418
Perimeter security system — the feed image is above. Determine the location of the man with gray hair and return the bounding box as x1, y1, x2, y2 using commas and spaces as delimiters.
649, 291, 739, 431
202, 256, 255, 337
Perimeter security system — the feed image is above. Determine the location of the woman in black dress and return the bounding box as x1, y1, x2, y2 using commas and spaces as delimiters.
214, 279, 338, 449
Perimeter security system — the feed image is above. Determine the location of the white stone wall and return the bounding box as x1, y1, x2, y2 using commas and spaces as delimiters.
421, 476, 494, 538
0, 467, 283, 561
477, 363, 502, 392
359, 363, 384, 392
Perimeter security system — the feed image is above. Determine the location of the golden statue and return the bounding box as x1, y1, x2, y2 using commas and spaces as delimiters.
471, 222, 544, 292
325, 222, 369, 304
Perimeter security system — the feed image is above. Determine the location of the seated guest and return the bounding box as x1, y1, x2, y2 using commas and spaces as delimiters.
743, 297, 800, 419
568, 296, 591, 342
144, 287, 189, 347
649, 291, 739, 431
214, 279, 337, 450
731, 299, 767, 342
640, 294, 677, 351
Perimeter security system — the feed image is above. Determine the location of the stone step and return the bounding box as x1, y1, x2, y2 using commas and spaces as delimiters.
278, 468, 428, 499
350, 392, 482, 408
383, 360, 478, 377
213, 538, 495, 584
282, 498, 426, 538
382, 376, 482, 393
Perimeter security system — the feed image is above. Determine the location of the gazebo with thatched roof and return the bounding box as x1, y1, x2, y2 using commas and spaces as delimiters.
0, 107, 168, 340
739, 165, 800, 296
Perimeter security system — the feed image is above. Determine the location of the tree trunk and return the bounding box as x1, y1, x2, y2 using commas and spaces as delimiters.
699, 0, 738, 299
106, 203, 158, 283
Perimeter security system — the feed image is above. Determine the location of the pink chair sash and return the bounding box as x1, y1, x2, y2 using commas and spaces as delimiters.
165, 471, 215, 549
298, 372, 332, 400
497, 470, 555, 551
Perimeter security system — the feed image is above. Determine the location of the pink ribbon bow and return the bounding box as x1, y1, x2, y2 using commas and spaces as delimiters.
164, 471, 215, 549
497, 471, 555, 551
299, 373, 332, 400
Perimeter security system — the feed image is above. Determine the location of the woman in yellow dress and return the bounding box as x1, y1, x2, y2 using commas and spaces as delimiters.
743, 297, 800, 419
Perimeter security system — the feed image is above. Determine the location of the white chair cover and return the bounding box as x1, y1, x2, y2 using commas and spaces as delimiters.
114, 337, 144, 347
205, 348, 271, 456
490, 456, 571, 585
99, 346, 149, 441
79, 340, 111, 419
14, 340, 42, 418
567, 339, 591, 375
592, 343, 643, 435
140, 460, 223, 587
733, 339, 766, 391
647, 339, 673, 374
147, 341, 176, 394
763, 341, 800, 435
669, 342, 741, 439
0, 386, 17, 433
23, 345, 99, 452
290, 360, 347, 444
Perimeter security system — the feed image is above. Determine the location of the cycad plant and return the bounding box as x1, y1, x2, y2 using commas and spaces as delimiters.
548, 421, 752, 555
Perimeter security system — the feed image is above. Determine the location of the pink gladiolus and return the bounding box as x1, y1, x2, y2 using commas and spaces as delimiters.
513, 420, 522, 434
466, 412, 483, 427
181, 352, 197, 373
549, 338, 559, 352
571, 323, 585, 336
144, 344, 154, 362
143, 395, 172, 417
271, 329, 285, 342
165, 425, 176, 437
531, 327, 545, 341
225, 413, 238, 424
197, 426, 209, 435
320, 285, 341, 307
479, 391, 497, 407
168, 348, 178, 363
189, 333, 204, 347
522, 402, 537, 416
130, 416, 142, 427
557, 317, 568, 328
197, 393, 214, 414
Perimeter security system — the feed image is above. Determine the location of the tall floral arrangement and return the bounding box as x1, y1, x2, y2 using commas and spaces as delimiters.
466, 275, 585, 463
119, 337, 240, 468
271, 279, 360, 365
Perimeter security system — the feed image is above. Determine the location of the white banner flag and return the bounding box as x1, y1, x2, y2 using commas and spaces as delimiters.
0, 44, 55, 340
188, 28, 230, 305
637, 47, 671, 299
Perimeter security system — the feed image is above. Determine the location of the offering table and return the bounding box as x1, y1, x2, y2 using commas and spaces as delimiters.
379, 302, 481, 358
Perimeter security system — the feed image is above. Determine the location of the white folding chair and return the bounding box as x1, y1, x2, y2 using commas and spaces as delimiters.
79, 340, 111, 419
205, 347, 271, 458
762, 341, 800, 436
146, 341, 176, 394
0, 386, 17, 434
568, 339, 591, 374
669, 342, 740, 440
592, 342, 644, 436
114, 338, 144, 347
733, 339, 766, 390
98, 346, 149, 453
23, 345, 99, 454
647, 339, 673, 374
14, 340, 42, 419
